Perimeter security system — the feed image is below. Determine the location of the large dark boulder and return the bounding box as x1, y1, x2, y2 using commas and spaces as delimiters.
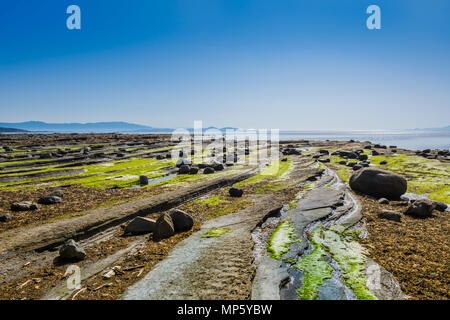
405, 199, 435, 218
349, 168, 407, 199
169, 209, 193, 232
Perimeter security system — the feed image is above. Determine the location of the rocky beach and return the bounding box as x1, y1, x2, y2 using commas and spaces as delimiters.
0, 133, 448, 300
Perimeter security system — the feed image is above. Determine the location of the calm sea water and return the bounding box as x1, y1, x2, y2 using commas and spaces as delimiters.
278, 130, 450, 151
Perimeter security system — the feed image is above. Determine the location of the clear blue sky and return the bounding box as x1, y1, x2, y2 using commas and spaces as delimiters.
0, 0, 449, 130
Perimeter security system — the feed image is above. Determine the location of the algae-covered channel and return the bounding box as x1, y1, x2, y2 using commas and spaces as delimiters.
252, 165, 403, 300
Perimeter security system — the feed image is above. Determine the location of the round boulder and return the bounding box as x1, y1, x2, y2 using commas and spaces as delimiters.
169, 209, 194, 232
229, 187, 244, 198
349, 168, 407, 199
139, 175, 149, 185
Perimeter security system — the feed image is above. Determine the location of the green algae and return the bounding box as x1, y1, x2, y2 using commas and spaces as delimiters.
267, 220, 296, 260
201, 227, 233, 238
235, 159, 291, 187
195, 195, 224, 206
294, 228, 333, 300
371, 154, 450, 203
319, 225, 377, 300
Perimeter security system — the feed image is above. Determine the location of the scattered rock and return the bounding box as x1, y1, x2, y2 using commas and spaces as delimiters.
281, 158, 288, 162
38, 195, 62, 205
178, 165, 190, 174
189, 167, 199, 174
212, 163, 224, 171
352, 164, 362, 171
176, 158, 192, 167
229, 187, 244, 197
10, 201, 38, 211
405, 199, 435, 218
378, 210, 401, 222
59, 239, 86, 260
378, 198, 389, 204
319, 149, 329, 155
154, 213, 175, 239
139, 176, 149, 185
125, 217, 156, 234
169, 209, 194, 232
349, 168, 407, 199
433, 201, 448, 212
380, 160, 388, 165
0, 213, 12, 222
203, 167, 215, 174
372, 150, 379, 156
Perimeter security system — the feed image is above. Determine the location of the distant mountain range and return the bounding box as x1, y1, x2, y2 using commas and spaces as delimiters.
413, 125, 450, 131
0, 127, 29, 133
0, 121, 237, 133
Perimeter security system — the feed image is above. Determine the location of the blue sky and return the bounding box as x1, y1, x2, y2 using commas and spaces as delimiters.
0, 0, 449, 130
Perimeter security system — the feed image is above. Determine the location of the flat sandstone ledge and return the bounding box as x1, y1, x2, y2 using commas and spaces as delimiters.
0, 169, 255, 255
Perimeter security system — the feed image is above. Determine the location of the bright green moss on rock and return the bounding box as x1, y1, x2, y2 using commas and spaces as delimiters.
201, 227, 233, 238
319, 225, 377, 300
294, 229, 333, 300
267, 220, 296, 260
371, 154, 450, 203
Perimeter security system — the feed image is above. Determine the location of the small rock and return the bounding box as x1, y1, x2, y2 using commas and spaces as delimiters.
139, 175, 149, 185
59, 239, 86, 260
169, 209, 194, 232
178, 165, 190, 174
318, 158, 330, 163
405, 199, 435, 218
176, 158, 192, 167
281, 158, 288, 162
229, 187, 244, 197
154, 213, 175, 240
433, 201, 448, 212
38, 195, 62, 205
0, 213, 12, 222
378, 210, 401, 222
378, 198, 389, 204
203, 167, 215, 174
11, 201, 38, 211
380, 160, 388, 165
125, 217, 156, 234
189, 167, 199, 174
